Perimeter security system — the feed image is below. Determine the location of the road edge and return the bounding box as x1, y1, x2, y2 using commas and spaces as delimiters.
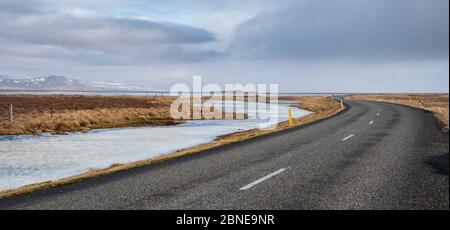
0, 99, 346, 200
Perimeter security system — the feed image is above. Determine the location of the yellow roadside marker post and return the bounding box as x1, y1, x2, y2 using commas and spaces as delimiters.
288, 108, 293, 126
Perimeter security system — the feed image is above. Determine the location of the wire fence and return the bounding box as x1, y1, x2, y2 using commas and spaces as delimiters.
0, 95, 176, 126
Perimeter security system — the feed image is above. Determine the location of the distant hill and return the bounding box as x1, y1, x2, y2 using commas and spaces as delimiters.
0, 75, 152, 91
0, 75, 92, 90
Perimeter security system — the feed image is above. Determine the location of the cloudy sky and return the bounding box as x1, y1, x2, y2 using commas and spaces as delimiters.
0, 0, 448, 92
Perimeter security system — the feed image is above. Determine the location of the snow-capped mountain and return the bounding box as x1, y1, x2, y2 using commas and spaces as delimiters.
0, 75, 155, 91
89, 81, 154, 91
0, 75, 90, 90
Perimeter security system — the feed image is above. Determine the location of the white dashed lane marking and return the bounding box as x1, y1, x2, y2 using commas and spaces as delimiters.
239, 168, 287, 191
342, 134, 355, 141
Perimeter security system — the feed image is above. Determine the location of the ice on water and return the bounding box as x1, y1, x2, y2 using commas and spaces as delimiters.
0, 101, 311, 191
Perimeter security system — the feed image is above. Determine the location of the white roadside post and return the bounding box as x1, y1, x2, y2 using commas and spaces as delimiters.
9, 104, 13, 124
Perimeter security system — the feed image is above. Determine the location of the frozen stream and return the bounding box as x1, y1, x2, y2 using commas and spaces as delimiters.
0, 101, 311, 191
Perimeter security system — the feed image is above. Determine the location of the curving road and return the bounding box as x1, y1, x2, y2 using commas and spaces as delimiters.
0, 100, 448, 210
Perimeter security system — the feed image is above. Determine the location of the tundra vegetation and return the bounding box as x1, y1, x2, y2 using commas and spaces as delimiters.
0, 95, 179, 135
0, 95, 249, 135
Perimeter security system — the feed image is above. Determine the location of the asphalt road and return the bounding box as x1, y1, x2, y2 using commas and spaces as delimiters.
0, 100, 448, 210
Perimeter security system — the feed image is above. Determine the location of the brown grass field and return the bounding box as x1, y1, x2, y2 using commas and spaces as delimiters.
347, 94, 449, 130
0, 95, 250, 135
0, 95, 343, 199
0, 95, 179, 135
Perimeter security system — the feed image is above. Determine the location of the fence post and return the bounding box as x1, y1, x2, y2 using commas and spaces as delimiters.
9, 104, 13, 124
50, 106, 53, 118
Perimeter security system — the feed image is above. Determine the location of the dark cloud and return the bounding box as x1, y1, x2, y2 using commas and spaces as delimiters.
1, 16, 216, 50
107, 18, 217, 44
0, 5, 218, 64
228, 0, 449, 60
0, 0, 41, 15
